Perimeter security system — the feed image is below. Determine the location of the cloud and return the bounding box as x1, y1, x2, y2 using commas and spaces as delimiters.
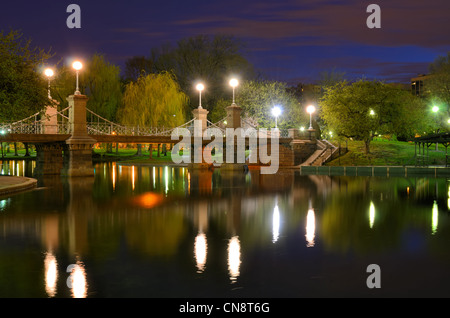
174, 0, 450, 48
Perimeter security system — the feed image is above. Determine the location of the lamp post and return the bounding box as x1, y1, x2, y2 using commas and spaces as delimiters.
306, 105, 316, 129
229, 79, 238, 105
44, 68, 54, 99
72, 61, 83, 95
271, 106, 282, 129
196, 83, 204, 109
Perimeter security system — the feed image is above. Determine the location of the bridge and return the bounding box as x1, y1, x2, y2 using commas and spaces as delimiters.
0, 93, 327, 176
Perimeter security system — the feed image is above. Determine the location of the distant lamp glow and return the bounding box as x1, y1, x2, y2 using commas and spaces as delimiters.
271, 106, 282, 128
370, 109, 375, 116
432, 105, 439, 113
72, 61, 83, 95
306, 105, 316, 129
196, 83, 205, 109
44, 68, 54, 99
229, 79, 239, 104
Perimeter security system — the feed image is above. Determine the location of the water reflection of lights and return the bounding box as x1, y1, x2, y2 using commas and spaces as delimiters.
44, 252, 58, 297
133, 192, 164, 209
67, 261, 88, 298
305, 209, 315, 247
112, 162, 116, 191
194, 233, 208, 273
432, 200, 438, 235
228, 236, 241, 283
165, 166, 169, 194
131, 165, 135, 191
272, 204, 280, 243
447, 185, 450, 210
369, 201, 375, 229
0, 198, 10, 212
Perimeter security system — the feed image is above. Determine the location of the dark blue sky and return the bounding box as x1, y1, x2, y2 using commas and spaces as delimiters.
1, 0, 449, 84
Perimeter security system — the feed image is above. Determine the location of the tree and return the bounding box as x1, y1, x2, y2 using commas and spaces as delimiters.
427, 52, 450, 115
0, 29, 53, 121
52, 54, 122, 121
150, 35, 255, 113
83, 54, 123, 121
211, 80, 308, 129
117, 72, 188, 128
320, 80, 427, 153
124, 55, 154, 83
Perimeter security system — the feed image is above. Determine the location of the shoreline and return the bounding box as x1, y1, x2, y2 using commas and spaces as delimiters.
117, 160, 450, 177
0, 175, 38, 196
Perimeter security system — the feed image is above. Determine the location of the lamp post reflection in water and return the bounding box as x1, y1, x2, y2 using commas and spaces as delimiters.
194, 233, 208, 273
272, 203, 280, 243
369, 201, 375, 229
228, 236, 241, 283
44, 252, 58, 297
67, 261, 88, 298
432, 200, 438, 235
305, 209, 315, 247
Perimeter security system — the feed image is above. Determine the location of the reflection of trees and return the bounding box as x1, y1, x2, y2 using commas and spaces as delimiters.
320, 177, 450, 255
124, 206, 187, 257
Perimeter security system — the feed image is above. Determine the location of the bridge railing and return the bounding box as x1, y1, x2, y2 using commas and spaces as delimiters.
86, 122, 174, 136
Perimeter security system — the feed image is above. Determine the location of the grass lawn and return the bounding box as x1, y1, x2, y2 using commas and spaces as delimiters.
326, 139, 449, 166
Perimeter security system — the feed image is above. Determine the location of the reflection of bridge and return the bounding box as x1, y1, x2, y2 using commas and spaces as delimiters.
0, 93, 325, 176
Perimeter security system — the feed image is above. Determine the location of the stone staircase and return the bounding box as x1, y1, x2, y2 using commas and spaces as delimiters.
301, 140, 340, 166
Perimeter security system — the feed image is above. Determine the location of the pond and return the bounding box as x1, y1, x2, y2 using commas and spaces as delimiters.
0, 160, 450, 298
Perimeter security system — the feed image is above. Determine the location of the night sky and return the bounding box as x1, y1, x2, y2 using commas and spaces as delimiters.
1, 0, 449, 84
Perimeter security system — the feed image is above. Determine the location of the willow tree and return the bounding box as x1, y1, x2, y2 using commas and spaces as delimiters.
118, 72, 188, 128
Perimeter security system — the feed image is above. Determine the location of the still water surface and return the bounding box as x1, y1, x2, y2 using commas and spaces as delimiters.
1, 160, 450, 297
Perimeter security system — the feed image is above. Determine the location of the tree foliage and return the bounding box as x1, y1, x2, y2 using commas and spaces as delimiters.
320, 80, 428, 153
52, 54, 122, 121
210, 80, 308, 129
83, 54, 123, 121
427, 52, 450, 114
0, 29, 52, 121
144, 35, 255, 112
117, 72, 188, 128
124, 55, 154, 83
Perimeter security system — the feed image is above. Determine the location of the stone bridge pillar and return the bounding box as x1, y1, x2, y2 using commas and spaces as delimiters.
190, 106, 210, 170
43, 99, 60, 134
222, 103, 246, 172
34, 142, 65, 176
62, 94, 97, 177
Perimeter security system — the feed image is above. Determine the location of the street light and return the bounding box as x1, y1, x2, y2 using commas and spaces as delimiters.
229, 79, 238, 105
271, 106, 282, 128
306, 105, 316, 129
432, 105, 439, 113
44, 68, 54, 99
196, 83, 204, 109
72, 61, 83, 95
